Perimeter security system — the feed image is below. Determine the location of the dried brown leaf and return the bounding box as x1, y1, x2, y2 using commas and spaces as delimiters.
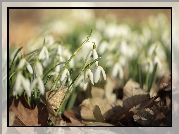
91, 86, 104, 98
48, 113, 66, 126
123, 79, 150, 110
46, 86, 68, 115
93, 105, 105, 122
80, 98, 116, 121
9, 96, 48, 126
105, 76, 118, 103
68, 117, 85, 126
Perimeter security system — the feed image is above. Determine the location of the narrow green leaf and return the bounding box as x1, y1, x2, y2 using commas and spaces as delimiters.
147, 63, 158, 92
9, 47, 23, 71
137, 63, 143, 89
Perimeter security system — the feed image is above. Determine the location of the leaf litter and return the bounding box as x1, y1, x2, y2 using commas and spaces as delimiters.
9, 75, 171, 127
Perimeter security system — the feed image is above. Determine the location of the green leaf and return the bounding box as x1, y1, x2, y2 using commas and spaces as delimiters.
137, 63, 143, 89
147, 63, 158, 92
9, 47, 23, 71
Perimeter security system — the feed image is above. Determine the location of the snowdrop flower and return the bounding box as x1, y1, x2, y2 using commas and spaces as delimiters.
39, 45, 49, 60
13, 72, 31, 97
26, 62, 33, 74
93, 65, 106, 83
85, 43, 99, 67
98, 41, 108, 54
154, 56, 162, 69
17, 58, 26, 69
92, 44, 99, 67
35, 60, 43, 77
84, 68, 94, 85
111, 63, 124, 79
31, 76, 45, 95
75, 74, 88, 90
60, 68, 70, 82
17, 58, 33, 74
44, 35, 54, 46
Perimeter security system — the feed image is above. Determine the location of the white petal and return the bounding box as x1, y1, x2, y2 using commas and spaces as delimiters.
55, 65, 61, 72
112, 64, 119, 78
35, 61, 43, 76
60, 69, 69, 81
37, 77, 45, 95
118, 64, 124, 79
39, 46, 46, 60
61, 77, 67, 86
17, 58, 26, 69
85, 50, 92, 63
85, 69, 94, 85
44, 47, 49, 60
99, 66, 106, 80
94, 67, 100, 83
31, 78, 38, 91
22, 78, 31, 97
57, 46, 63, 55
93, 49, 98, 66
13, 72, 23, 95
26, 62, 33, 74
88, 71, 94, 85
83, 82, 88, 91
69, 58, 74, 68
98, 41, 107, 54
75, 75, 83, 87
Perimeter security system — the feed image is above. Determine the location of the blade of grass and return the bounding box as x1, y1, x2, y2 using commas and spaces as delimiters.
9, 47, 23, 71
137, 63, 143, 89
147, 63, 158, 92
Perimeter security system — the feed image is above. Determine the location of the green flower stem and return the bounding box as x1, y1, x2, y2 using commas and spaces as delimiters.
49, 30, 92, 92
34, 89, 38, 99
54, 57, 101, 115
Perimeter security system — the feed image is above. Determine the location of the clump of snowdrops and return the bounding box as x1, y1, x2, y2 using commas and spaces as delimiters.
9, 30, 106, 115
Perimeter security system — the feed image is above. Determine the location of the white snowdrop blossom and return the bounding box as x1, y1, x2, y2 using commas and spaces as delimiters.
26, 62, 33, 74
17, 58, 26, 69
13, 72, 31, 97
35, 60, 43, 77
31, 76, 45, 95
154, 56, 162, 69
84, 68, 94, 85
84, 43, 99, 67
39, 45, 49, 60
112, 63, 124, 79
92, 46, 98, 67
93, 65, 106, 83
60, 68, 70, 82
98, 41, 108, 54
17, 58, 33, 74
75, 74, 88, 90
44, 35, 54, 46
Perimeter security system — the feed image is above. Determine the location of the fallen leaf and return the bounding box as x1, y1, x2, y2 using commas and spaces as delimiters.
80, 98, 116, 121
93, 105, 105, 122
46, 86, 68, 115
123, 79, 150, 110
104, 76, 118, 103
9, 95, 48, 126
48, 113, 66, 126
68, 117, 85, 126
63, 110, 85, 126
91, 86, 105, 99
